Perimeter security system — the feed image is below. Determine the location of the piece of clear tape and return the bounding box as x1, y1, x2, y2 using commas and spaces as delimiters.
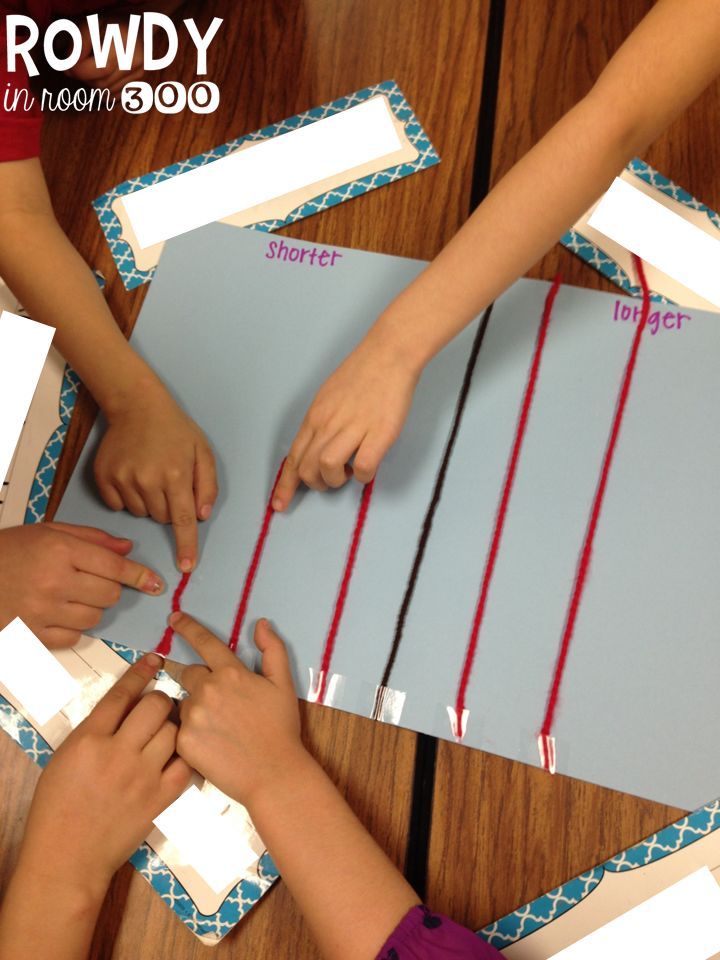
370, 684, 407, 724
445, 705, 470, 741
537, 733, 557, 775
306, 668, 346, 707
151, 670, 186, 701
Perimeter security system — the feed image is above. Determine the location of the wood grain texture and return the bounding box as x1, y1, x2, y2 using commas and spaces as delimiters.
427, 0, 718, 932
1, 1, 490, 957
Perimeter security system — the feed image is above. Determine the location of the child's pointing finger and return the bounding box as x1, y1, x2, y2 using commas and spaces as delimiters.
169, 611, 240, 671
169, 485, 200, 574
82, 652, 163, 735
254, 619, 296, 693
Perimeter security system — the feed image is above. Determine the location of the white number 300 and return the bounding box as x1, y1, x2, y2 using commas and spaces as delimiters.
121, 81, 220, 115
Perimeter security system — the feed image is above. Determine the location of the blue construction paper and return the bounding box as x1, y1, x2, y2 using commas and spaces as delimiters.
57, 224, 720, 809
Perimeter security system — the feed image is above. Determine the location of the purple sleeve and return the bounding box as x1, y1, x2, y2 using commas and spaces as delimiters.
376, 905, 503, 959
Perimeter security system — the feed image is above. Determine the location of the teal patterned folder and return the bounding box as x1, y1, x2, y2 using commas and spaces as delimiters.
479, 800, 720, 951
94, 80, 440, 290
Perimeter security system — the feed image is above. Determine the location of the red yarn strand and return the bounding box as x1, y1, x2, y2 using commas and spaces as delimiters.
315, 479, 376, 704
228, 460, 285, 653
538, 255, 651, 770
156, 570, 192, 656
453, 275, 563, 736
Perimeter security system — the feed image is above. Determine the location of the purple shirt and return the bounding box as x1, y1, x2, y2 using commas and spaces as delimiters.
376, 906, 503, 959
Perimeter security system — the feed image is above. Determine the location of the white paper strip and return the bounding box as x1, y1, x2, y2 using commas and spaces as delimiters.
588, 177, 720, 308
548, 867, 720, 960
0, 618, 79, 725
0, 310, 54, 486
122, 95, 403, 249
153, 784, 257, 894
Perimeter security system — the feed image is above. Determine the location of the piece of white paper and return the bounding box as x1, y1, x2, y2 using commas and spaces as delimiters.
0, 618, 80, 725
121, 95, 403, 249
588, 177, 720, 308
0, 310, 54, 486
549, 867, 720, 960
153, 784, 257, 893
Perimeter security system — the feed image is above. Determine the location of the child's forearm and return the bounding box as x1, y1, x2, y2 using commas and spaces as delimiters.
0, 851, 107, 960
0, 160, 218, 567
370, 92, 633, 372
0, 157, 164, 417
369, 0, 720, 375
0, 206, 164, 417
246, 747, 419, 960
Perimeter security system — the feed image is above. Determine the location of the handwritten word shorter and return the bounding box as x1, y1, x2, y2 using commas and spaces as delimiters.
613, 299, 691, 335
265, 239, 343, 267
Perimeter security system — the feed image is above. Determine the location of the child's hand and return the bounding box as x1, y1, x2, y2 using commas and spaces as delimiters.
18, 652, 191, 894
93, 389, 218, 574
272, 336, 419, 511
172, 612, 304, 807
172, 616, 421, 960
0, 522, 164, 648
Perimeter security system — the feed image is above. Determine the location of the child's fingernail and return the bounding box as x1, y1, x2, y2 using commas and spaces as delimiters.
145, 576, 164, 594
200, 504, 212, 520
180, 558, 193, 572
146, 653, 162, 669
272, 497, 282, 511
169, 611, 181, 626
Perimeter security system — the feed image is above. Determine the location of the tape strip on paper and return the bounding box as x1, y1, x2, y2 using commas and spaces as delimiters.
445, 704, 470, 741
370, 684, 407, 724
306, 667, 346, 707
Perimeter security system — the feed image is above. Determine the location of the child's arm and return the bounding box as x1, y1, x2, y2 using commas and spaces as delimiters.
0, 158, 218, 572
0, 653, 190, 960
172, 612, 424, 960
272, 0, 720, 508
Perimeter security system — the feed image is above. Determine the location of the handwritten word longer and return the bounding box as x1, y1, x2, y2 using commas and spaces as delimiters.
613, 299, 691, 335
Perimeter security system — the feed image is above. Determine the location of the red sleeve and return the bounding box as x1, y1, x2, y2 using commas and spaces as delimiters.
0, 24, 43, 162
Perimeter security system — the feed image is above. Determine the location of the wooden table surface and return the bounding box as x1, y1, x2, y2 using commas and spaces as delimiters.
2, 1, 718, 956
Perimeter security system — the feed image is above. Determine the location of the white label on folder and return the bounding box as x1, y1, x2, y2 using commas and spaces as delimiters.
588, 177, 720, 308
0, 310, 54, 486
549, 867, 720, 960
0, 618, 80, 725
122, 95, 403, 249
153, 784, 256, 893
